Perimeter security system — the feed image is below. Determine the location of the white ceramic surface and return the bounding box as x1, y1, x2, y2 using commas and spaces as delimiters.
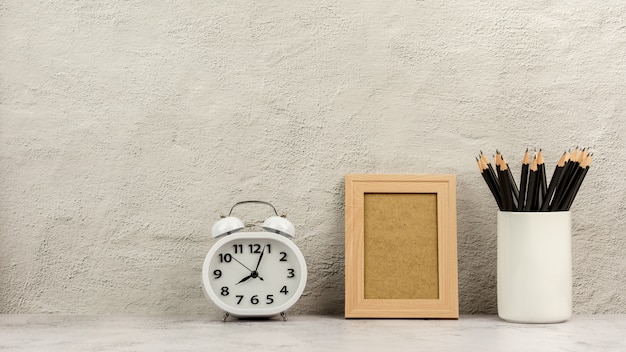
497, 211, 572, 323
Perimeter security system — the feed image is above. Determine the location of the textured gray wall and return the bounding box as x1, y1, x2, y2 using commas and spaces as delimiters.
1, 1, 624, 315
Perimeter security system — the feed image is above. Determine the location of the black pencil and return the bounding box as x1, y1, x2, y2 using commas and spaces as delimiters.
541, 151, 568, 211
501, 154, 519, 210
480, 152, 500, 200
525, 156, 538, 211
475, 147, 592, 212
551, 148, 582, 210
499, 159, 514, 211
477, 156, 503, 210
518, 149, 530, 211
560, 153, 592, 210
495, 151, 502, 173
536, 150, 547, 210
481, 152, 499, 191
494, 152, 504, 208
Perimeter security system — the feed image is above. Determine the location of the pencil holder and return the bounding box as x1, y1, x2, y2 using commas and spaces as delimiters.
497, 211, 572, 323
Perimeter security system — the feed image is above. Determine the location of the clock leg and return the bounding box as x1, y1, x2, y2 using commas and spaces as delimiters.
280, 312, 287, 321
222, 312, 230, 322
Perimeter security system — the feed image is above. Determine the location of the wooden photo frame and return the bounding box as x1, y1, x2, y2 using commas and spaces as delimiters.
345, 174, 458, 318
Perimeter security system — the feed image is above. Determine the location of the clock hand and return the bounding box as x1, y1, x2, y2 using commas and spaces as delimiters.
254, 245, 266, 271
236, 274, 253, 285
236, 270, 263, 284
253, 271, 264, 281
231, 256, 253, 272
234, 246, 267, 285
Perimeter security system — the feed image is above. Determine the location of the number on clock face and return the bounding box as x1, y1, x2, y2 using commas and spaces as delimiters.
208, 238, 300, 309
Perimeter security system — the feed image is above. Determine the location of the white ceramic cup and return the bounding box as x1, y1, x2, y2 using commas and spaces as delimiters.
497, 211, 572, 323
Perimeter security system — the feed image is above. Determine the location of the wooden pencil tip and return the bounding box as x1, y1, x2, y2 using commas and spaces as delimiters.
522, 150, 530, 164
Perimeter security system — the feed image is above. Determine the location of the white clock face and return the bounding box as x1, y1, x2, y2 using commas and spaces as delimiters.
202, 232, 307, 317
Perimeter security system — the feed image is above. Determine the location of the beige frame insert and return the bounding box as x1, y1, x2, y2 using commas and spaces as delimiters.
345, 174, 458, 318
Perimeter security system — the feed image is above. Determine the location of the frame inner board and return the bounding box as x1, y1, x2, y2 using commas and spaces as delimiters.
363, 193, 439, 299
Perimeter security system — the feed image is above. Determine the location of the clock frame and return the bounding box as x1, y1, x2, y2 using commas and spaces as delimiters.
202, 232, 307, 318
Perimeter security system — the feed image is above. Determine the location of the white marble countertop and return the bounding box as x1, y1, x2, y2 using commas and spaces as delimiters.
0, 314, 624, 351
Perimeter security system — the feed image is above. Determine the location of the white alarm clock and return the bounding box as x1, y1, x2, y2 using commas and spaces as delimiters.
202, 201, 307, 320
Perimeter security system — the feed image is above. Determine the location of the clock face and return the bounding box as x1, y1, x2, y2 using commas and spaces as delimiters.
202, 232, 307, 317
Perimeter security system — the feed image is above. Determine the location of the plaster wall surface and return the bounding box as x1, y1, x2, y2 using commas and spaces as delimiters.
1, 1, 625, 314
